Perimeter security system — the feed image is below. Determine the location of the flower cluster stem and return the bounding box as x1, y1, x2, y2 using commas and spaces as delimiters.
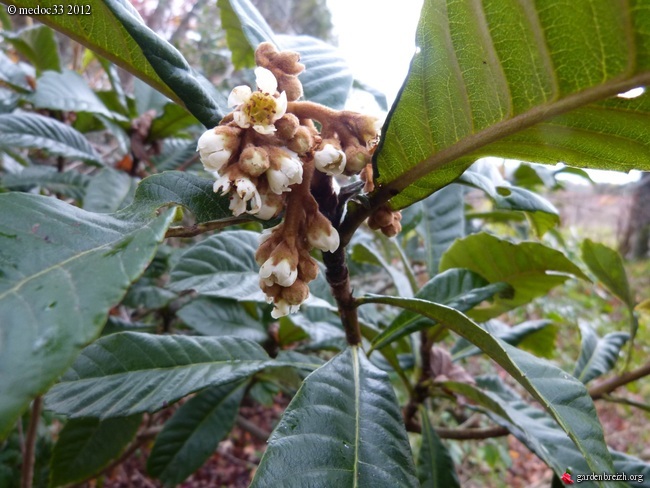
21, 396, 42, 488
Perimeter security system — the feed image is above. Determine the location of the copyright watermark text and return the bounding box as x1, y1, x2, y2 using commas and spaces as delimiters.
6, 4, 92, 16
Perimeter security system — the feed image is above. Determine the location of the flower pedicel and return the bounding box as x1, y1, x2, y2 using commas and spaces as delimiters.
196, 42, 394, 317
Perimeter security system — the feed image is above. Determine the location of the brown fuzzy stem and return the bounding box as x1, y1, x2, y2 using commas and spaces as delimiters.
322, 247, 361, 345
589, 360, 650, 400
21, 397, 42, 488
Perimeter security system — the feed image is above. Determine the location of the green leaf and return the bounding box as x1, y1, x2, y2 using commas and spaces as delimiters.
351, 239, 413, 297
609, 451, 650, 486
151, 139, 198, 171
251, 347, 418, 487
417, 183, 465, 275
149, 103, 199, 140
417, 407, 460, 488
360, 295, 615, 477
83, 167, 136, 213
0, 194, 174, 439
147, 381, 246, 485
45, 332, 272, 418
573, 323, 629, 384
444, 378, 603, 487
374, 0, 650, 209
122, 279, 177, 310
134, 171, 234, 224
3, 25, 60, 73
0, 51, 33, 92
49, 415, 142, 487
177, 297, 268, 343
1, 166, 90, 200
451, 319, 552, 361
439, 233, 589, 321
279, 313, 347, 351
7, 0, 225, 127
0, 113, 102, 165
371, 269, 509, 351
169, 230, 261, 300
278, 35, 353, 109
217, 0, 276, 70
459, 170, 559, 236
28, 70, 127, 121
581, 239, 634, 308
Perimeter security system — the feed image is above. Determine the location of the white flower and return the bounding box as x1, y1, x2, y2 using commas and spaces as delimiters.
213, 174, 232, 194
228, 67, 288, 135
197, 127, 239, 172
259, 258, 297, 287
314, 144, 346, 176
308, 223, 340, 253
256, 192, 283, 220
235, 177, 262, 214
229, 193, 247, 216
271, 299, 300, 319
267, 150, 303, 194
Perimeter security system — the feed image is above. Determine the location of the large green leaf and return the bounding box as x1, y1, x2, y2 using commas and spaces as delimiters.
374, 0, 650, 209
581, 239, 634, 308
0, 194, 174, 438
82, 167, 136, 213
49, 415, 142, 487
371, 268, 509, 351
44, 332, 272, 418
3, 24, 60, 73
360, 295, 615, 477
177, 297, 268, 343
573, 323, 629, 384
5, 0, 226, 127
134, 171, 234, 224
417, 407, 460, 488
439, 233, 589, 321
1, 166, 90, 201
147, 381, 246, 485
251, 347, 418, 487
350, 239, 413, 297
169, 230, 261, 300
28, 70, 127, 121
0, 113, 102, 165
417, 183, 465, 275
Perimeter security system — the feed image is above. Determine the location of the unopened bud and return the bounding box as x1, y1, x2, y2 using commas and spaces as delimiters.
239, 146, 270, 177
287, 126, 314, 155
314, 141, 346, 176
278, 73, 303, 101
298, 253, 319, 282
275, 114, 300, 140
344, 145, 371, 174
281, 280, 310, 305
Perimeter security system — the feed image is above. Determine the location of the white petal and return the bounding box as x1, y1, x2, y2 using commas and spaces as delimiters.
266, 168, 289, 194
271, 300, 291, 319
213, 174, 231, 194
233, 111, 251, 129
201, 150, 230, 172
196, 129, 223, 152
255, 67, 278, 94
228, 85, 251, 107
229, 194, 247, 216
273, 92, 288, 121
252, 123, 276, 135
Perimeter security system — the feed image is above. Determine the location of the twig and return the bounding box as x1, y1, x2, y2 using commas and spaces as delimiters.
589, 360, 650, 400
405, 420, 509, 440
236, 416, 270, 441
164, 219, 249, 238
323, 247, 361, 345
21, 396, 42, 488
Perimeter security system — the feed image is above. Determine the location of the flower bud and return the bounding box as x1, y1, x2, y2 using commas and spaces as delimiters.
213, 173, 232, 194
286, 126, 314, 155
368, 207, 393, 229
267, 148, 303, 194
307, 213, 340, 253
278, 73, 303, 101
314, 142, 346, 176
281, 280, 310, 306
344, 145, 371, 174
275, 114, 300, 140
197, 126, 240, 173
298, 253, 319, 283
239, 146, 270, 177
271, 299, 299, 319
234, 177, 262, 214
256, 190, 284, 220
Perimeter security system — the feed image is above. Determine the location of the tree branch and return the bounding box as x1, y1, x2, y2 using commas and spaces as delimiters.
589, 360, 650, 400
165, 219, 250, 238
21, 396, 42, 488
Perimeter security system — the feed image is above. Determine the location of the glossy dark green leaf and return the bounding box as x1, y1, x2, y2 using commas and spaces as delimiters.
1, 166, 90, 200
45, 332, 272, 418
451, 319, 552, 361
417, 407, 460, 488
360, 295, 614, 477
374, 0, 650, 209
147, 381, 246, 485
83, 167, 136, 213
371, 269, 509, 351
6, 0, 225, 127
28, 70, 127, 121
49, 415, 142, 487
217, 0, 276, 69
417, 183, 465, 275
574, 323, 629, 384
581, 239, 634, 308
439, 233, 589, 321
251, 347, 418, 487
134, 171, 235, 224
177, 297, 268, 343
169, 230, 261, 300
0, 194, 174, 439
0, 113, 102, 165
3, 24, 60, 73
